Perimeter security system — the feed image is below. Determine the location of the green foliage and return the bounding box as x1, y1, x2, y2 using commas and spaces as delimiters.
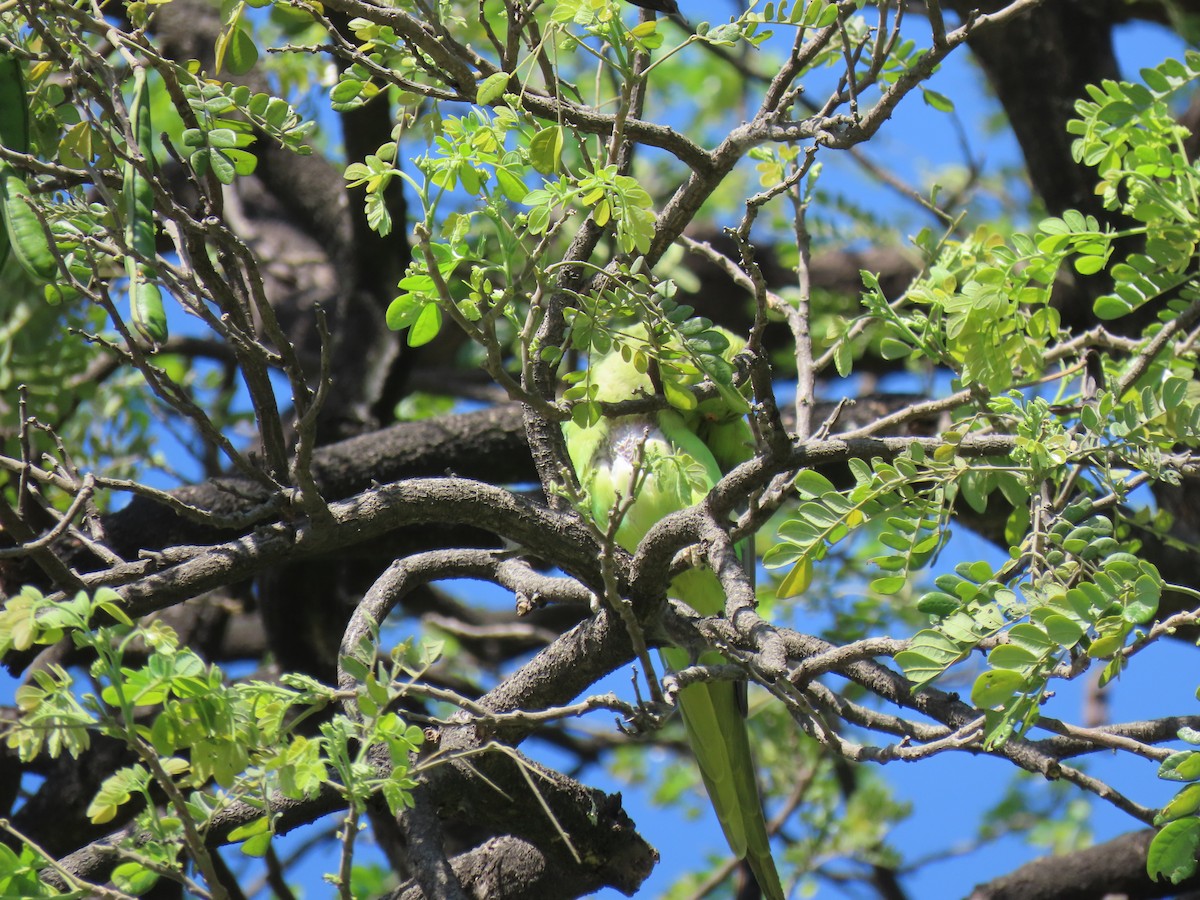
867, 222, 1066, 392
755, 68, 1200, 881
883, 396, 1170, 743
1150, 728, 1200, 884
1147, 817, 1200, 885
857, 49, 1200, 386
764, 447, 952, 599
0, 588, 429, 894
528, 165, 657, 254
0, 843, 57, 897
1067, 54, 1200, 318
339, 13, 469, 108
178, 77, 312, 184
0, 26, 318, 478
216, 0, 265, 76
901, 533, 1162, 746
10, 0, 1200, 896
344, 135, 404, 236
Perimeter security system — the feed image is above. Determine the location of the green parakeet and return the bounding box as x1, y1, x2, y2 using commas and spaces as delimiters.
564, 327, 783, 900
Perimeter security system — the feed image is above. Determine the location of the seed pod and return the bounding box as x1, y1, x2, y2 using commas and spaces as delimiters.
124, 65, 167, 345
1, 171, 56, 281
0, 53, 29, 154
130, 278, 166, 344
0, 52, 24, 273
0, 51, 56, 284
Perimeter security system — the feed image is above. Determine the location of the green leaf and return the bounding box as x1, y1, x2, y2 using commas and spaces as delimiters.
1086, 630, 1126, 659
1180, 726, 1200, 745
495, 167, 529, 202
241, 831, 272, 857
1148, 818, 1200, 884
1093, 294, 1128, 320
970, 668, 1025, 708
662, 376, 696, 411
529, 126, 564, 175
386, 293, 424, 331
631, 20, 664, 49
476, 72, 510, 106
207, 128, 239, 149
263, 97, 291, 129
915, 591, 959, 617
921, 89, 954, 112
813, 2, 839, 27
1157, 783, 1200, 824
793, 470, 836, 498
407, 302, 442, 347
225, 148, 258, 176
987, 642, 1039, 670
571, 400, 601, 428
894, 650, 947, 687
224, 27, 259, 76
1041, 614, 1084, 646
879, 337, 911, 359
227, 816, 271, 843
871, 574, 907, 595
112, 862, 160, 895
208, 149, 237, 183
1006, 623, 1054, 654
834, 340, 852, 377
900, 630, 968, 678
331, 79, 363, 104
1159, 751, 1200, 782
1124, 574, 1160, 624
776, 557, 812, 598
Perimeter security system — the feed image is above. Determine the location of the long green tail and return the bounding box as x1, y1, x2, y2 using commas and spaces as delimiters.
663, 570, 784, 900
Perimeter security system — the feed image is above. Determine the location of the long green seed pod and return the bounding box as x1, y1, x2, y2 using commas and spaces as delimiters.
0, 51, 56, 284
0, 52, 22, 273
124, 65, 167, 345
0, 53, 28, 151
1, 171, 57, 281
